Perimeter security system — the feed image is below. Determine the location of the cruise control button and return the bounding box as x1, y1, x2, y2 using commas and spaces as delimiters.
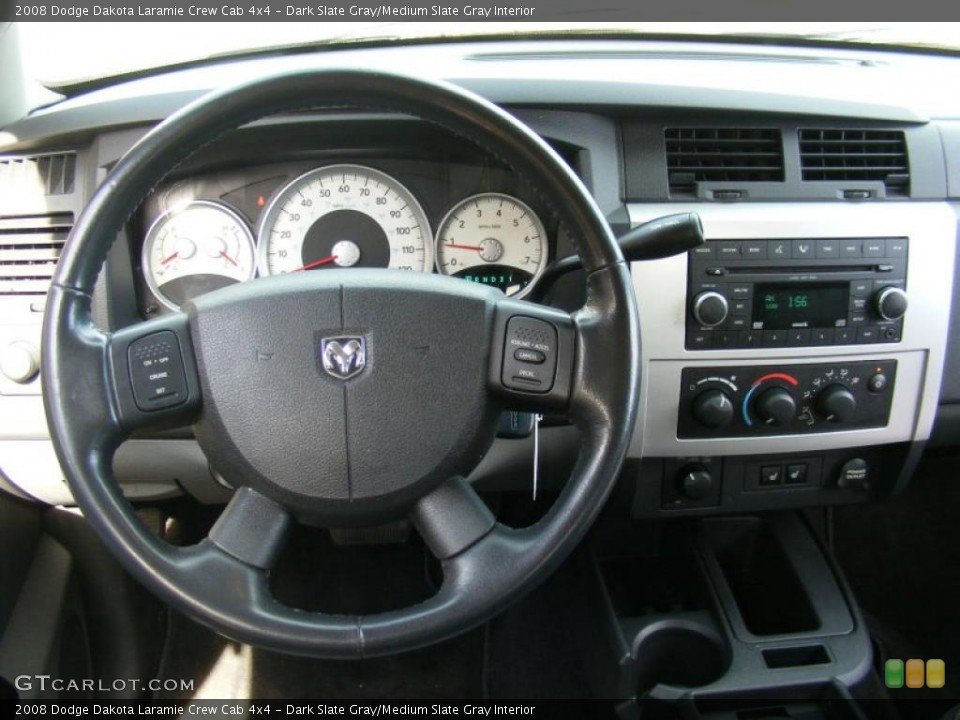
514, 348, 546, 364
127, 331, 188, 412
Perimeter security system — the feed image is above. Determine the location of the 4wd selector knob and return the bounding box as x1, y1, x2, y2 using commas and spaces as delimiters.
754, 387, 797, 426
816, 383, 857, 423
691, 291, 729, 327
874, 286, 908, 321
691, 389, 734, 429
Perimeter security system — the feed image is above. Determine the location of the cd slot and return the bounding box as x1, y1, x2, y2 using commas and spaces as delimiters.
725, 265, 879, 276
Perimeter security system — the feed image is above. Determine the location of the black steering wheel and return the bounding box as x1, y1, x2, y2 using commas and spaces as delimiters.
42, 69, 640, 658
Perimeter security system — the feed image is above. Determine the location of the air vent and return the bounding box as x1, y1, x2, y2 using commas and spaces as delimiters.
0, 153, 76, 197
665, 128, 784, 193
799, 129, 909, 192
0, 214, 73, 296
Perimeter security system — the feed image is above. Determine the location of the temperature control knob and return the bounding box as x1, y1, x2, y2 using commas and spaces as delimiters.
691, 389, 735, 429
754, 387, 798, 426
816, 384, 858, 423
691, 291, 729, 328
874, 287, 908, 321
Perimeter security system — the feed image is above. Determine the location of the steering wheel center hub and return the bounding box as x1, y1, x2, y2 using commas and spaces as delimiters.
188, 269, 502, 524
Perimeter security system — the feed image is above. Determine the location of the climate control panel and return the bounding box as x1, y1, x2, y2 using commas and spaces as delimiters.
678, 360, 896, 438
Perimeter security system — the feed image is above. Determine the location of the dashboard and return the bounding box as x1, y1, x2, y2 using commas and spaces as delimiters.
1, 37, 960, 517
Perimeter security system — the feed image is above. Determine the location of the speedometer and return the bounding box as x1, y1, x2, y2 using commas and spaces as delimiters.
258, 165, 432, 275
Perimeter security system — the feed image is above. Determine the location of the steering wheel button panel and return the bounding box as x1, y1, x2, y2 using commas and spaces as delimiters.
502, 316, 558, 393
127, 331, 188, 411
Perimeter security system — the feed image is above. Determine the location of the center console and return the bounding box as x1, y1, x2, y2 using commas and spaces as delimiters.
627, 202, 956, 516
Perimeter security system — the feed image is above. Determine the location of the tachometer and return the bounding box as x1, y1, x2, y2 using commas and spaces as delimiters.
143, 201, 256, 311
258, 165, 432, 275
435, 193, 547, 298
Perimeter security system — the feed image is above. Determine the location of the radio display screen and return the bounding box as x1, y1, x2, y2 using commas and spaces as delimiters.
754, 283, 850, 329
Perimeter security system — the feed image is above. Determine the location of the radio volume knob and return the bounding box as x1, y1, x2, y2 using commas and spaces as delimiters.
875, 287, 908, 321
816, 384, 858, 423
691, 291, 729, 327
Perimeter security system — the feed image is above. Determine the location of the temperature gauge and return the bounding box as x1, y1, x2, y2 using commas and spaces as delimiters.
143, 201, 256, 310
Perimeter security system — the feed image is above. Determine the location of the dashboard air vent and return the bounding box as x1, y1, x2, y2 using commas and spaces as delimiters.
0, 153, 76, 197
665, 128, 784, 193
0, 214, 73, 296
799, 129, 909, 192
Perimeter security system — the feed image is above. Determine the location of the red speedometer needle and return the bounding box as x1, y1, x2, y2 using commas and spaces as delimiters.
219, 250, 239, 267
445, 242, 483, 251
160, 252, 179, 265
295, 255, 338, 272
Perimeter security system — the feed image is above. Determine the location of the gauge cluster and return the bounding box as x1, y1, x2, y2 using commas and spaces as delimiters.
137, 157, 559, 313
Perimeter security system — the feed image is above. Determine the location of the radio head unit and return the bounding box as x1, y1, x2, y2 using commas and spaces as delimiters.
686, 238, 908, 350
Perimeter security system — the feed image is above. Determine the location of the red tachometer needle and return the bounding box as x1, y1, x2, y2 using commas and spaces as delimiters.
294, 255, 338, 272
219, 250, 239, 267
445, 242, 483, 251
160, 252, 179, 265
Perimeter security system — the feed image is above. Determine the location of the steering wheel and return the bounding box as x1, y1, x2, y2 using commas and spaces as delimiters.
42, 69, 640, 658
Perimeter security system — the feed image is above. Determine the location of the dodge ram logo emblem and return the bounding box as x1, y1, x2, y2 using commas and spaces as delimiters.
320, 337, 366, 380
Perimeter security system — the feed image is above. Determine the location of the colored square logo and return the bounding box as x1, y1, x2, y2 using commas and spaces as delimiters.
885, 659, 904, 688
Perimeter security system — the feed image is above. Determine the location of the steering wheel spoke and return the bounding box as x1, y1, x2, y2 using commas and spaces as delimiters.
105, 310, 202, 435
411, 476, 496, 561
487, 296, 576, 415
208, 486, 294, 570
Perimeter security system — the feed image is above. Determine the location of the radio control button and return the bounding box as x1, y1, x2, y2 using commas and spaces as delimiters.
731, 299, 749, 314
686, 331, 713, 350
691, 291, 729, 327
875, 286, 908, 321
705, 266, 725, 276
792, 240, 815, 259
812, 329, 834, 345
886, 239, 908, 257
840, 240, 862, 257
763, 330, 787, 347
718, 241, 742, 258
728, 317, 749, 331
770, 242, 790, 259
835, 328, 855, 344
863, 240, 885, 257
715, 331, 738, 349
849, 314, 868, 324
851, 281, 871, 296
743, 241, 767, 259
787, 329, 811, 346
692, 244, 716, 258
730, 284, 752, 299
816, 240, 840, 258
738, 331, 761, 348
850, 296, 869, 312
857, 326, 879, 343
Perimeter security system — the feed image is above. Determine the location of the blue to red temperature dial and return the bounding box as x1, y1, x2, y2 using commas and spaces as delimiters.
742, 372, 799, 427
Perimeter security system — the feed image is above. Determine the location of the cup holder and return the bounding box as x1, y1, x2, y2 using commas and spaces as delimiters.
633, 617, 730, 696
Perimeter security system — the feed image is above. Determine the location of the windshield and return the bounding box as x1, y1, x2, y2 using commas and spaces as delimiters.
18, 21, 960, 88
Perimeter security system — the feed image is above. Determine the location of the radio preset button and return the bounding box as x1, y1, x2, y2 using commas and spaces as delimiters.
738, 331, 761, 348
763, 330, 787, 347
835, 328, 855, 344
787, 329, 811, 346
715, 331, 738, 349
812, 329, 834, 345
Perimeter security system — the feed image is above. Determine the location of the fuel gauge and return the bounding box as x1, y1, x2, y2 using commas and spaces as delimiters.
143, 201, 256, 310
